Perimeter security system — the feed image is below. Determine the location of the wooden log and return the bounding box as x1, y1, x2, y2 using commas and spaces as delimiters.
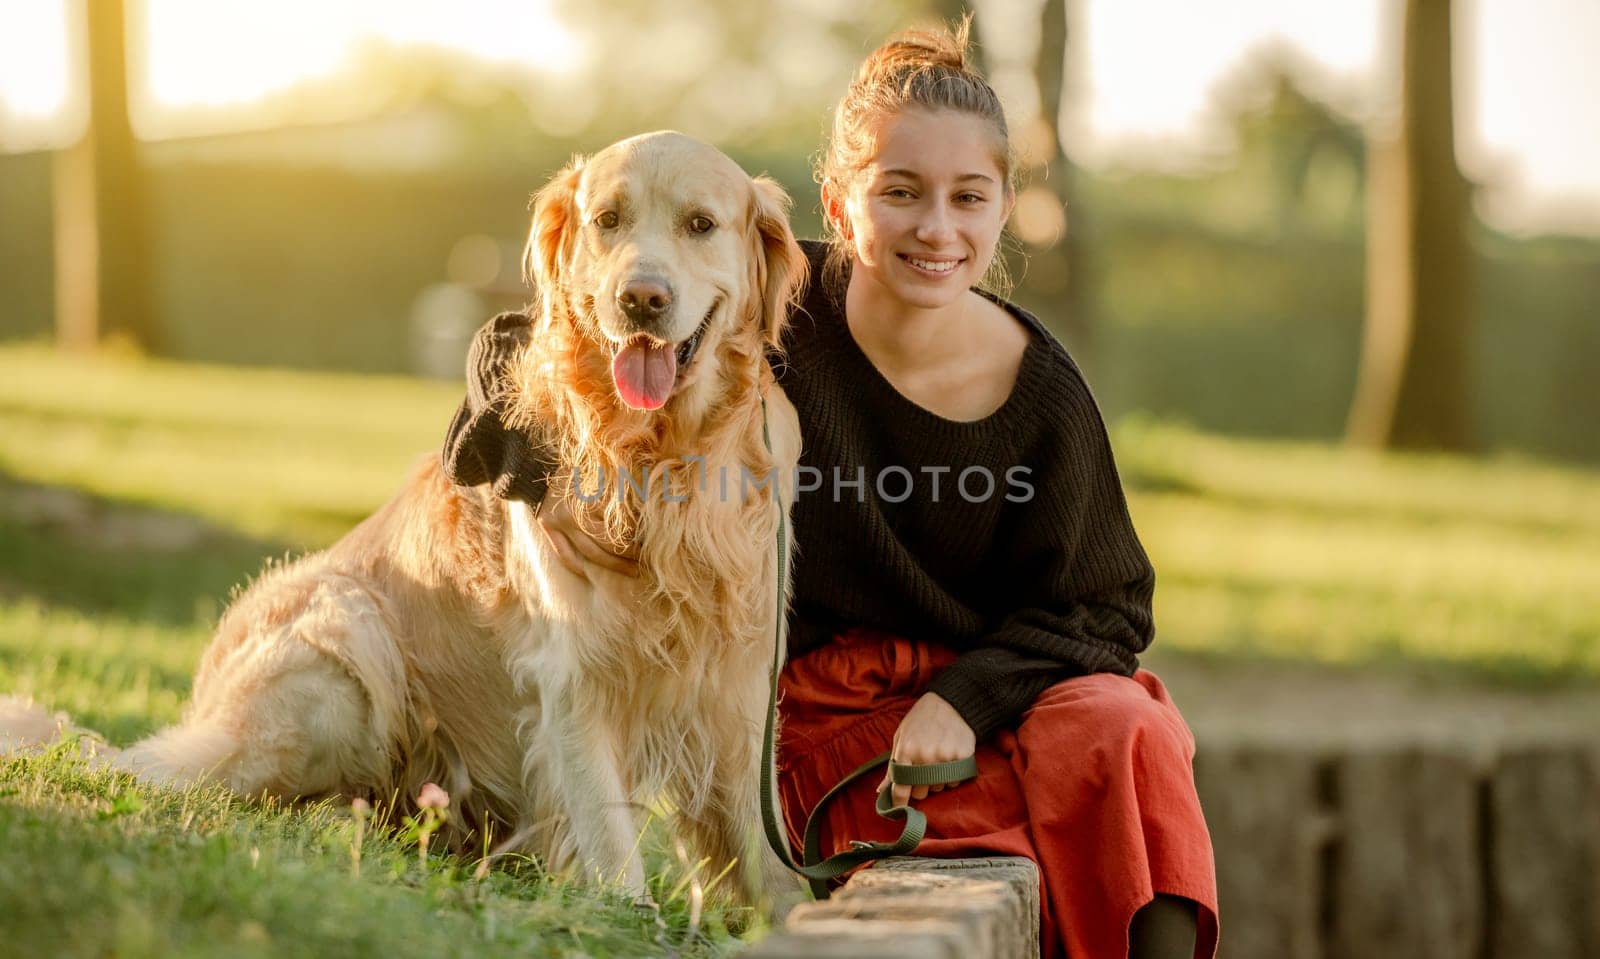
743, 917, 967, 959
1327, 745, 1482, 959
746, 856, 1038, 959
1193, 741, 1332, 959
1488, 745, 1599, 959
872, 856, 1039, 959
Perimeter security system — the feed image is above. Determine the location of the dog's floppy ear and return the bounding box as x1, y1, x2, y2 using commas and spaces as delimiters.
524, 157, 585, 294
749, 175, 808, 352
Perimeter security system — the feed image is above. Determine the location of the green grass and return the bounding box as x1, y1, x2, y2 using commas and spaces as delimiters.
0, 346, 759, 958
0, 343, 465, 547
1, 344, 1597, 956
2, 743, 750, 958
1115, 415, 1600, 680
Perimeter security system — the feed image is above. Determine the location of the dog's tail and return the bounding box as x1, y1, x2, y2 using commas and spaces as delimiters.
0, 694, 238, 788
117, 722, 241, 786
0, 695, 78, 753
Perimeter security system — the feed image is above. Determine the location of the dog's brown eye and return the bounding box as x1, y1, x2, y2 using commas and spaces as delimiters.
595, 211, 619, 229
689, 215, 715, 235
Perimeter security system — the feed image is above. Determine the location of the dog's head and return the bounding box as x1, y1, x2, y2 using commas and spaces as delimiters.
525, 132, 805, 412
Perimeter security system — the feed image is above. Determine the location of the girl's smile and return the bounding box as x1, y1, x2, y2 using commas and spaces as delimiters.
900, 254, 964, 276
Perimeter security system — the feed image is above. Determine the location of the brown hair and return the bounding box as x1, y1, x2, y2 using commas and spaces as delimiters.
815, 15, 1017, 297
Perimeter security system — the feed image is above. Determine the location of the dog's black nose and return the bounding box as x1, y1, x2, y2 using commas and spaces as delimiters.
617, 278, 673, 324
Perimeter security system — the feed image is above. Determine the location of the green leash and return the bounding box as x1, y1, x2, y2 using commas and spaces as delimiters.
757, 398, 978, 899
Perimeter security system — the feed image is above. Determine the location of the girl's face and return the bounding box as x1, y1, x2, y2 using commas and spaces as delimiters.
836, 107, 1012, 312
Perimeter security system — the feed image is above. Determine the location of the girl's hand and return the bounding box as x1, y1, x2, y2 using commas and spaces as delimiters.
881, 692, 976, 806
536, 498, 641, 580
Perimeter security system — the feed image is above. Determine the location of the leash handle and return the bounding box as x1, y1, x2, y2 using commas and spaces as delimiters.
796, 752, 978, 898
756, 397, 979, 900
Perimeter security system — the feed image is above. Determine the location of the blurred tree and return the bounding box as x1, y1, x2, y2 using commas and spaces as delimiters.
53, 0, 155, 351
1346, 0, 1473, 450
944, 0, 1090, 364
542, 0, 912, 150
1025, 0, 1092, 364
1218, 55, 1366, 236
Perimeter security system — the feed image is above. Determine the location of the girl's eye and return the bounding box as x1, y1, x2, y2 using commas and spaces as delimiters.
884, 188, 915, 199
688, 215, 716, 235
957, 193, 986, 204
595, 211, 619, 229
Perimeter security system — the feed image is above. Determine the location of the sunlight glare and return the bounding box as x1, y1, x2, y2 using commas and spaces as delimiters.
0, 0, 71, 117
144, 0, 351, 107
1079, 0, 1380, 151
143, 0, 583, 108
1470, 0, 1600, 198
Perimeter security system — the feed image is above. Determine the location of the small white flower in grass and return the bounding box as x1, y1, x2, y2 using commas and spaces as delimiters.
417, 782, 449, 810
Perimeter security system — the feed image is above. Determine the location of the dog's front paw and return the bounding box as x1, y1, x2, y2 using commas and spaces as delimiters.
761, 882, 812, 927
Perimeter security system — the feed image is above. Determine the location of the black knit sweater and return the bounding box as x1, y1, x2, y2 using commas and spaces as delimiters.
442, 240, 1155, 740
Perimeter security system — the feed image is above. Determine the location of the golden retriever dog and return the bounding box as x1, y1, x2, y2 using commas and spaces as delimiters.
1, 131, 806, 908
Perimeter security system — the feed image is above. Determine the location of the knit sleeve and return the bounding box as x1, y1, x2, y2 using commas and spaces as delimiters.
441, 311, 560, 506
926, 355, 1154, 741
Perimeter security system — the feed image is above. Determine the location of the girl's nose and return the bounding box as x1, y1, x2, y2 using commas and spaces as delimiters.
916, 201, 957, 245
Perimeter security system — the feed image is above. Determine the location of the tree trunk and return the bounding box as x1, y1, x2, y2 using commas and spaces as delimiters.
53, 0, 155, 351
925, 0, 1090, 364
1346, 0, 1472, 450
1029, 0, 1093, 366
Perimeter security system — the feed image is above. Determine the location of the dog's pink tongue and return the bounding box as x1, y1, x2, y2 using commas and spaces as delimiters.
611, 339, 677, 410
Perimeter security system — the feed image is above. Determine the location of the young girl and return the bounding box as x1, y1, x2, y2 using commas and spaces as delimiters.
444, 21, 1217, 959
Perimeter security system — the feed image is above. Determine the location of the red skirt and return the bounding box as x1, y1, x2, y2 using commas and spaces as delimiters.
777, 627, 1219, 959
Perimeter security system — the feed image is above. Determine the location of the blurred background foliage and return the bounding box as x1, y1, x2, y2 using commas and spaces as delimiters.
1, 0, 1596, 462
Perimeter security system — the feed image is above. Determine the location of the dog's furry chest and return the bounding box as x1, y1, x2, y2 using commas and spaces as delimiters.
502, 498, 780, 684
500, 496, 778, 816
